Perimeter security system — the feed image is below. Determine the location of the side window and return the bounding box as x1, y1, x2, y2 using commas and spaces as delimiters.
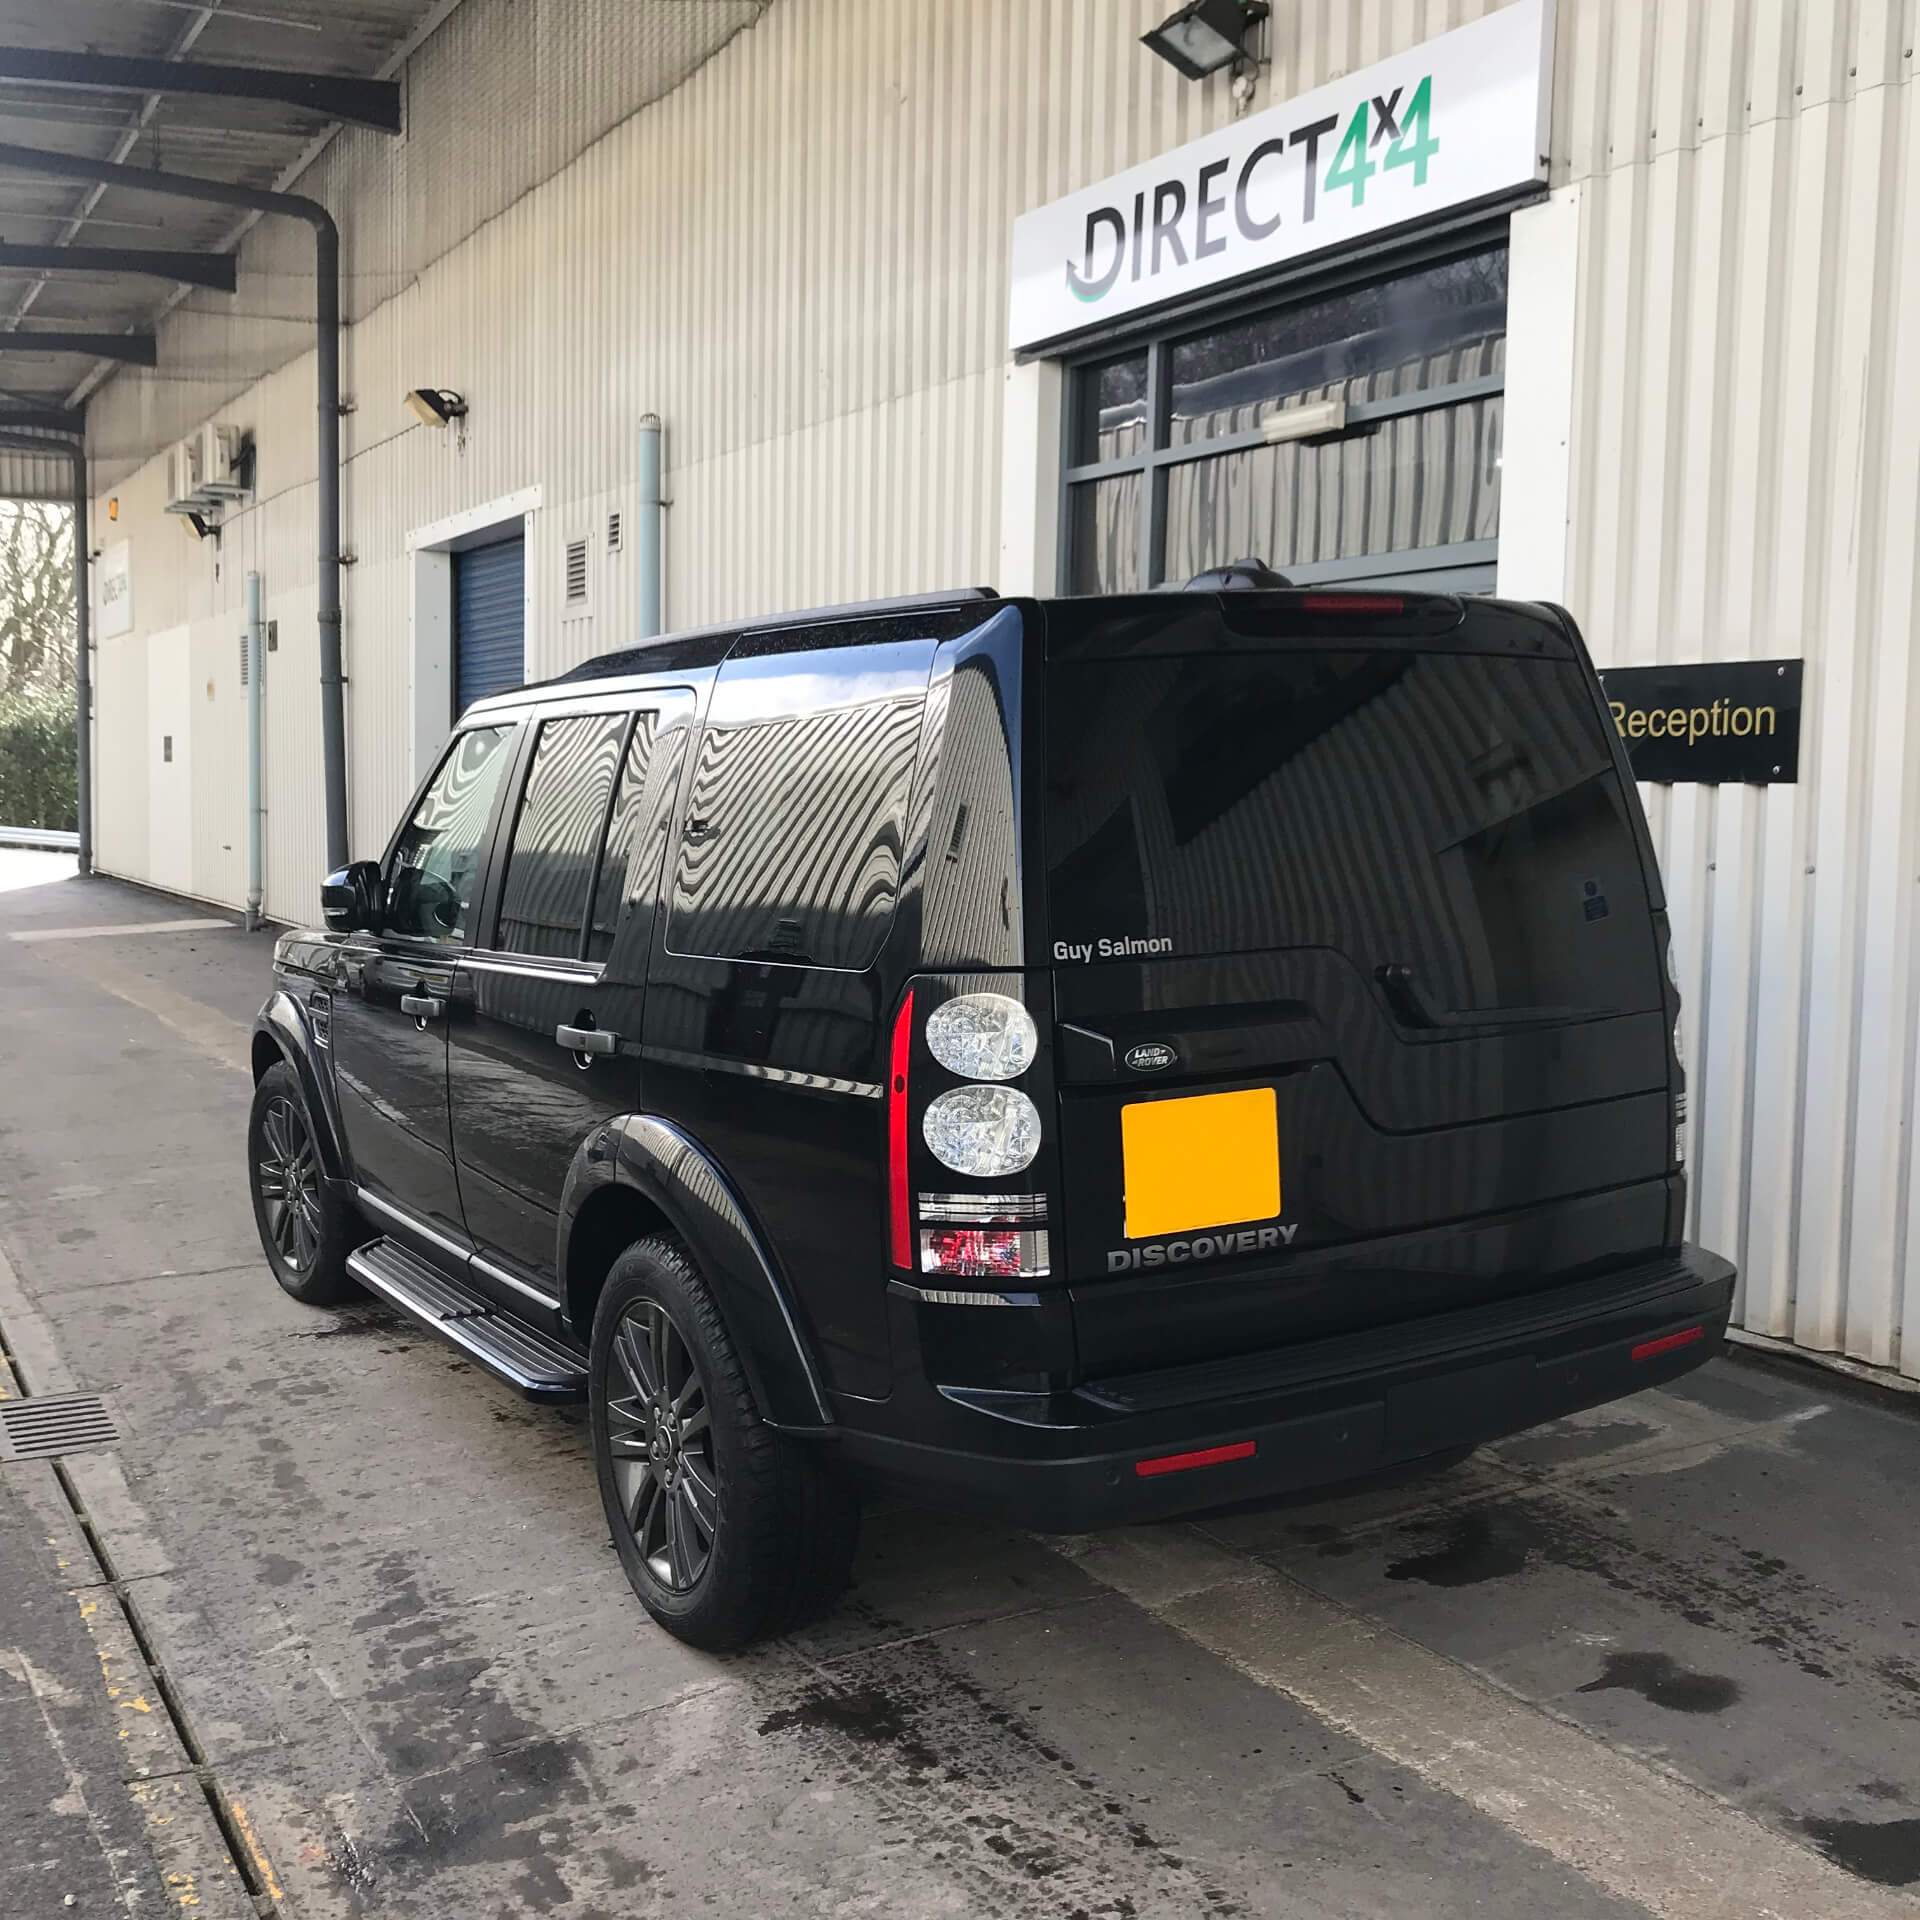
585, 713, 659, 963
666, 639, 935, 970
385, 724, 514, 943
494, 712, 629, 959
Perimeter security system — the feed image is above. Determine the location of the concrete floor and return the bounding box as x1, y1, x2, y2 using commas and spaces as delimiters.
0, 848, 1916, 1920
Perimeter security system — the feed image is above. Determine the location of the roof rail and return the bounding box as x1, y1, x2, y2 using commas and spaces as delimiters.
557, 586, 1000, 684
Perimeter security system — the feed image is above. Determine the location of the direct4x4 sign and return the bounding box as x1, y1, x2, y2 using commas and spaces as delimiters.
1007, 0, 1555, 352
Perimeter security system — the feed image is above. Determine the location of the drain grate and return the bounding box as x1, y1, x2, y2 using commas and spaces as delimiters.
0, 1393, 120, 1463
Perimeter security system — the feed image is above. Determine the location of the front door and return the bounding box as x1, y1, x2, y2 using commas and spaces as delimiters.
330, 722, 517, 1243
450, 694, 692, 1301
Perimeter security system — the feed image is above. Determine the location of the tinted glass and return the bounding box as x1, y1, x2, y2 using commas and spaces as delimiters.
1045, 647, 1659, 1014
667, 641, 935, 970
1068, 472, 1144, 594
1168, 248, 1507, 444
385, 725, 513, 942
1072, 351, 1148, 464
1164, 392, 1502, 579
496, 713, 626, 958
585, 712, 659, 964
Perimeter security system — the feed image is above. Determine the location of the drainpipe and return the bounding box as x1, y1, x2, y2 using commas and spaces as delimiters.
0, 427, 89, 870
0, 143, 350, 871
245, 570, 264, 929
637, 413, 664, 639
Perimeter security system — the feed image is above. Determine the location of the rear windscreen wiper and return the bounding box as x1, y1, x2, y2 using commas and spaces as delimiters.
1375, 963, 1615, 1031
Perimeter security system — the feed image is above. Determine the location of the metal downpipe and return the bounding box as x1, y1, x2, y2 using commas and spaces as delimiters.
637, 414, 664, 639
245, 570, 264, 928
0, 142, 351, 869
0, 428, 89, 871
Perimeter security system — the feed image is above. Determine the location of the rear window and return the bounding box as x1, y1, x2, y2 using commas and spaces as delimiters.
1044, 645, 1659, 1016
666, 639, 936, 970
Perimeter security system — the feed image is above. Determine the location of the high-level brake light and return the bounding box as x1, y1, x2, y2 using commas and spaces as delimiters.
1301, 592, 1405, 614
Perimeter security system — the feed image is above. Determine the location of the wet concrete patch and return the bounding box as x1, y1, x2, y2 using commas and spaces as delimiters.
1384, 1508, 1531, 1587
1575, 1651, 1740, 1714
1800, 1813, 1920, 1887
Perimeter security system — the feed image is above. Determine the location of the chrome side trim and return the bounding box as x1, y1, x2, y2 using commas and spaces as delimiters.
470, 1250, 561, 1312
888, 1279, 1045, 1308
644, 1044, 881, 1101
355, 1186, 471, 1263
459, 952, 602, 985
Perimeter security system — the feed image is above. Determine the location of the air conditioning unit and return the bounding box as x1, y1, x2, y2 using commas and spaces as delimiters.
197, 423, 249, 500
163, 436, 203, 515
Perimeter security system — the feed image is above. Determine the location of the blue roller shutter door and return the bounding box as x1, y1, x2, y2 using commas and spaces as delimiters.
452, 537, 525, 717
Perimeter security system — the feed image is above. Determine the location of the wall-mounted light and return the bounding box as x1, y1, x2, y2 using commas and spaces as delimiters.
1141, 0, 1268, 80
404, 387, 468, 428
182, 509, 219, 543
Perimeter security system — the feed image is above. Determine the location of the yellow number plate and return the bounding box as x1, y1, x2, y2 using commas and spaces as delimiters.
1120, 1087, 1281, 1240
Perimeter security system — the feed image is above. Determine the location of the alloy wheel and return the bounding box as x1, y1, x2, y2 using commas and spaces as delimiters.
256, 1094, 322, 1274
604, 1300, 717, 1591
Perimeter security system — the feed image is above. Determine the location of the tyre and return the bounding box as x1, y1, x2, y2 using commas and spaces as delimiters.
247, 1060, 361, 1306
590, 1235, 859, 1649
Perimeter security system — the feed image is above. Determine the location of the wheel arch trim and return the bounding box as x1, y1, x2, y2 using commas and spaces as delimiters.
559, 1116, 834, 1429
253, 993, 349, 1183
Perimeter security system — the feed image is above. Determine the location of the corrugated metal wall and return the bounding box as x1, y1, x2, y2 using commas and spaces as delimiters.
82, 0, 1920, 1378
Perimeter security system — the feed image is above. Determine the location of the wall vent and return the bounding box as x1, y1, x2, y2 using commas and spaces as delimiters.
565, 539, 589, 603
608, 511, 623, 552
239, 633, 248, 686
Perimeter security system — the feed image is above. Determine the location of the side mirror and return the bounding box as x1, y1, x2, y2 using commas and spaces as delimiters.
321, 860, 383, 933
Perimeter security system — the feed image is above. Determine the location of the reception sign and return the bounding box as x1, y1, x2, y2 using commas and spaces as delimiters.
1599, 660, 1803, 784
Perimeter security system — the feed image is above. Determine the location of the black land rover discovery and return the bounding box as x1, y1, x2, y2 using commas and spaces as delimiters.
249, 582, 1734, 1648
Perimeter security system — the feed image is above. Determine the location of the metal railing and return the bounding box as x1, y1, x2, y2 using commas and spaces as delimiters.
0, 826, 80, 851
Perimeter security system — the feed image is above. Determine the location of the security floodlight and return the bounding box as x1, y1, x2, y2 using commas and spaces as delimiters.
1141, 0, 1268, 80
405, 387, 467, 427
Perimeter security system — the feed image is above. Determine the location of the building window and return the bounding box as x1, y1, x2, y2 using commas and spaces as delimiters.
1063, 240, 1508, 595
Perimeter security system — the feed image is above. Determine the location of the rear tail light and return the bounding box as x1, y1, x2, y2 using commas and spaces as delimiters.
925, 992, 1038, 1081
923, 1084, 1041, 1177
919, 1226, 1051, 1279
887, 989, 915, 1268
887, 983, 1048, 1276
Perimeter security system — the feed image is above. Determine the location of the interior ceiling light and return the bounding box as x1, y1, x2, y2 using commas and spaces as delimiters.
1141, 0, 1269, 80
405, 387, 468, 427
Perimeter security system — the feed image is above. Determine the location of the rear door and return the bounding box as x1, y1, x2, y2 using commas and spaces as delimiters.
1041, 593, 1676, 1370
449, 692, 693, 1309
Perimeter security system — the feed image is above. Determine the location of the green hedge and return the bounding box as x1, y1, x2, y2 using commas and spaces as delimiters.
0, 686, 77, 832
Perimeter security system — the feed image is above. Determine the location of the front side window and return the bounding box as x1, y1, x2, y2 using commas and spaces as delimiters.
386, 725, 514, 942
494, 713, 629, 958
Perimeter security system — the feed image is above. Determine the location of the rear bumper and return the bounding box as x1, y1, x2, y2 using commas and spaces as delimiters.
837, 1245, 1735, 1532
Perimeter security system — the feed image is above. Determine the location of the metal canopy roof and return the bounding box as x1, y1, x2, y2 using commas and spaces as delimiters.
0, 0, 453, 424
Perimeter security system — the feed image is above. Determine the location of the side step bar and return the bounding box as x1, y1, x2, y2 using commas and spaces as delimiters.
346, 1238, 588, 1404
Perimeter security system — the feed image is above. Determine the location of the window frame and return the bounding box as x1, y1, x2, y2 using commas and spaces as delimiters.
1059, 224, 1511, 596
456, 687, 694, 980
375, 719, 522, 952
487, 705, 639, 967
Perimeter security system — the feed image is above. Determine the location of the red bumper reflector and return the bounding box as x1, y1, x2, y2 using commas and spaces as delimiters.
1134, 1439, 1257, 1479
1632, 1324, 1705, 1363
886, 989, 914, 1269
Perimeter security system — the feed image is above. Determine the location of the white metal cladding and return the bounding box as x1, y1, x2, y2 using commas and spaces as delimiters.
79, 0, 1920, 1379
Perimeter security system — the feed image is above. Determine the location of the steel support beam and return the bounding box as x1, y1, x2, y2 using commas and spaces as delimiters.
0, 49, 401, 133
0, 405, 84, 434
0, 142, 349, 867
0, 331, 156, 366
0, 244, 237, 292
0, 426, 91, 874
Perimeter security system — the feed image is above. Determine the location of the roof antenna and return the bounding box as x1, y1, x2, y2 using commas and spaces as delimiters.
1183, 557, 1293, 591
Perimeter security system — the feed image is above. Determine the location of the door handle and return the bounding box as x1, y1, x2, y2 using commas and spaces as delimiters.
400, 992, 445, 1021
556, 1023, 618, 1056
